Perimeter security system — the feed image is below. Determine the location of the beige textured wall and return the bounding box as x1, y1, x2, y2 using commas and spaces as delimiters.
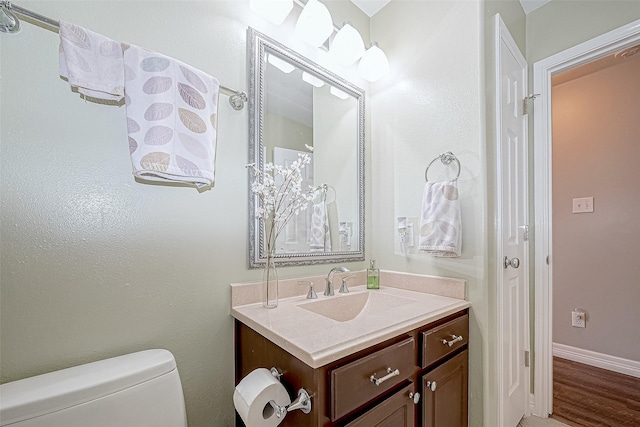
0, 2, 370, 426
551, 56, 640, 361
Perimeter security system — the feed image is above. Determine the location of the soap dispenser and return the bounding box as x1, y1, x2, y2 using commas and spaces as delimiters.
367, 260, 380, 289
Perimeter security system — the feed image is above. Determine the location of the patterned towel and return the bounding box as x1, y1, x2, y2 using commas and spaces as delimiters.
419, 180, 462, 257
58, 21, 124, 102
309, 202, 331, 252
123, 44, 219, 188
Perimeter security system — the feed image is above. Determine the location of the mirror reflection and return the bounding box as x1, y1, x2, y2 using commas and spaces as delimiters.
248, 28, 365, 267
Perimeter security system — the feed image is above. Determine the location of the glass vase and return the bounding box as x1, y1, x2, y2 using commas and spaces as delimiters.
262, 251, 278, 308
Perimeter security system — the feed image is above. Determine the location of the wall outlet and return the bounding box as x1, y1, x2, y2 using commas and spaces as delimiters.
572, 197, 594, 213
571, 309, 586, 328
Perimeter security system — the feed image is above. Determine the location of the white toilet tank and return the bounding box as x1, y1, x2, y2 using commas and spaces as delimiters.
0, 349, 187, 427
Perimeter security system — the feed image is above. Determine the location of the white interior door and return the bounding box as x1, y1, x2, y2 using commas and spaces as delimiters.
495, 14, 530, 427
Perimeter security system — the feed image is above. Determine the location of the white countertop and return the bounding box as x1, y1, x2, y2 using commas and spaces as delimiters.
231, 283, 470, 369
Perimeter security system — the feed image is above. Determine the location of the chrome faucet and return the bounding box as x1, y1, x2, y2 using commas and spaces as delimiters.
324, 266, 349, 296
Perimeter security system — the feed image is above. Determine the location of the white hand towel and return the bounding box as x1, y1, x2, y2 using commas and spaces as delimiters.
58, 21, 124, 101
123, 44, 219, 188
309, 202, 331, 252
419, 180, 462, 257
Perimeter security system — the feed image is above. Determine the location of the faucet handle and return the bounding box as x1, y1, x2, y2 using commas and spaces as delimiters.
298, 280, 317, 299
339, 275, 357, 294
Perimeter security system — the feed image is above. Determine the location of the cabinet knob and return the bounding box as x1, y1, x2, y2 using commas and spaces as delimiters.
408, 392, 421, 404
426, 380, 437, 392
441, 334, 463, 347
370, 367, 400, 386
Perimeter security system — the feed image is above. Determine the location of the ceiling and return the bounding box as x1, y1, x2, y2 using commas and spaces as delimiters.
518, 0, 552, 14
552, 44, 640, 86
349, 0, 552, 17
349, 0, 391, 17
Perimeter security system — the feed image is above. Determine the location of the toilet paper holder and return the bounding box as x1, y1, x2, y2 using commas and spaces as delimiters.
269, 368, 312, 417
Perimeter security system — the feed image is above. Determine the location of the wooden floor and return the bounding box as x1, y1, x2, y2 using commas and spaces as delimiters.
551, 357, 640, 427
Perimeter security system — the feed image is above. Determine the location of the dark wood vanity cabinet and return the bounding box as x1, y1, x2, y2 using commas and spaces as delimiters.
345, 383, 416, 427
422, 350, 468, 427
420, 313, 469, 427
234, 309, 468, 427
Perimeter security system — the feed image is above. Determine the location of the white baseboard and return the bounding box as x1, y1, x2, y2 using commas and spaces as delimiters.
553, 343, 640, 378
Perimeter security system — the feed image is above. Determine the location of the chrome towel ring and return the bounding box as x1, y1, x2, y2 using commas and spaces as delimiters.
425, 151, 461, 182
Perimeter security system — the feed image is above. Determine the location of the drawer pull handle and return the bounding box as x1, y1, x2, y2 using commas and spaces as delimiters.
426, 380, 437, 392
370, 367, 400, 386
408, 392, 421, 404
442, 334, 463, 347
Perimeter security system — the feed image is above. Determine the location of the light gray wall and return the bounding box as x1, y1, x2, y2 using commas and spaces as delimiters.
0, 2, 370, 426
551, 56, 640, 361
526, 0, 640, 65
370, 1, 495, 425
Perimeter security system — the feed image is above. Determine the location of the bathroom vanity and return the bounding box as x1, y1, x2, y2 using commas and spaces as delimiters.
231, 272, 470, 427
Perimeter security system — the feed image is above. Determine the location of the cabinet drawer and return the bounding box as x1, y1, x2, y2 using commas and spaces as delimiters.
421, 314, 468, 368
331, 337, 416, 421
345, 383, 416, 427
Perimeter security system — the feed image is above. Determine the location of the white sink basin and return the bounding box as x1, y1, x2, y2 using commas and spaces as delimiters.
297, 291, 416, 322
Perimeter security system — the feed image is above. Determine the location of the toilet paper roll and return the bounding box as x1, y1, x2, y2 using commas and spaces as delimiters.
233, 368, 292, 427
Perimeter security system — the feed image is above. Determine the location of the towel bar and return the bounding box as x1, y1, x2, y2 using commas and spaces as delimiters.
0, 1, 248, 110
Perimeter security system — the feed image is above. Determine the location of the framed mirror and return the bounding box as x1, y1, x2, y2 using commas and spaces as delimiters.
247, 27, 365, 268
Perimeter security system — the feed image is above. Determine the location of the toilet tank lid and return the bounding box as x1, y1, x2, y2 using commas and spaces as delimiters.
0, 349, 178, 425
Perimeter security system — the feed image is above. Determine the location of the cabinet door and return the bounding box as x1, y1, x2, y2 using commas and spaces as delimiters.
422, 350, 468, 427
345, 383, 416, 427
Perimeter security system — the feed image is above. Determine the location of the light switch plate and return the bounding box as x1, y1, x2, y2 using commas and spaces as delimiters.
572, 197, 594, 213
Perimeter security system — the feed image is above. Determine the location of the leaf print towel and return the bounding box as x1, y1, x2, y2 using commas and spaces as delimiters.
124, 44, 219, 188
419, 180, 462, 257
58, 21, 124, 102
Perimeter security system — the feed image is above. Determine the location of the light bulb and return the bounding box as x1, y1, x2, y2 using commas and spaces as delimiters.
249, 0, 293, 25
267, 54, 295, 73
295, 0, 333, 48
358, 41, 389, 82
302, 72, 325, 88
330, 86, 350, 100
330, 22, 365, 66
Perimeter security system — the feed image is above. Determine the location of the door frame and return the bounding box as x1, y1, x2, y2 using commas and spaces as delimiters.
494, 14, 530, 426
532, 19, 640, 417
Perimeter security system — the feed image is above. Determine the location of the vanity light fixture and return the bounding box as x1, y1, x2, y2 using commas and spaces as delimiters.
301, 71, 325, 87
249, 1, 392, 84
249, 0, 294, 25
267, 53, 295, 73
329, 22, 365, 66
357, 41, 389, 82
294, 0, 333, 48
329, 86, 349, 100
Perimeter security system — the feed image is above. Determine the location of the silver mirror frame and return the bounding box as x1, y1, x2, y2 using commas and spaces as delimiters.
247, 27, 365, 268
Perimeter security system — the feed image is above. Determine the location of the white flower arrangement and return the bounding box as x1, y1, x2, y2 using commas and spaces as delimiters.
246, 151, 320, 256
